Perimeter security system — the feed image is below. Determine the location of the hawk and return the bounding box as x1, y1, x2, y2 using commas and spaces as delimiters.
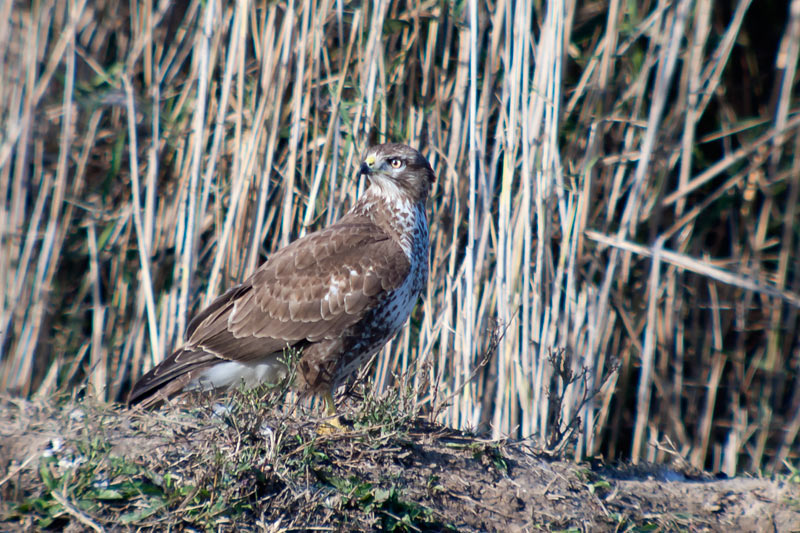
128, 143, 435, 420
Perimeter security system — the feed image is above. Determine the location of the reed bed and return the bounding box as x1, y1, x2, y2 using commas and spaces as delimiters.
1, 0, 798, 475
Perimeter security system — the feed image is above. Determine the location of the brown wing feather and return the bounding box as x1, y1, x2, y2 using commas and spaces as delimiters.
191, 216, 411, 360
185, 284, 250, 339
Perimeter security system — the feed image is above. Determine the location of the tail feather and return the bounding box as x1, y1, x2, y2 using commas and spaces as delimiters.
128, 347, 218, 407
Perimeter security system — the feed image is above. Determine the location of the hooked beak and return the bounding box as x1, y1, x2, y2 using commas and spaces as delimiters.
360, 154, 376, 175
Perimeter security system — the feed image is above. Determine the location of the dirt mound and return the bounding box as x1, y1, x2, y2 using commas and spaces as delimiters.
1, 393, 797, 531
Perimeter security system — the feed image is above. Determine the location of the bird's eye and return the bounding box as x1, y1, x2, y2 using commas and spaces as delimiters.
389, 158, 403, 169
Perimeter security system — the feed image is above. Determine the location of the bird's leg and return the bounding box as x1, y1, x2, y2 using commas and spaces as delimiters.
317, 389, 345, 434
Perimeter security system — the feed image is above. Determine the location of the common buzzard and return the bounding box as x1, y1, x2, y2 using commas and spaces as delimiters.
128, 143, 435, 419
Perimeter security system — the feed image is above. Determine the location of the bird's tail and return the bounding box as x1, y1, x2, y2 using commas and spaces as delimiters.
128, 347, 217, 408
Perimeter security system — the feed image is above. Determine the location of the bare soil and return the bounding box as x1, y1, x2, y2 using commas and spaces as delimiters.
1, 393, 797, 532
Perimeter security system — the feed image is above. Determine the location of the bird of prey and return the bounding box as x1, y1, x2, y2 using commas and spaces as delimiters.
128, 143, 435, 421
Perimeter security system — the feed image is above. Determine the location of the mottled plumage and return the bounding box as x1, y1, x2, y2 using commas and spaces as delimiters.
129, 143, 435, 409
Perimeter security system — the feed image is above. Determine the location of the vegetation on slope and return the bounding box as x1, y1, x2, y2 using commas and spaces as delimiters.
2, 388, 798, 531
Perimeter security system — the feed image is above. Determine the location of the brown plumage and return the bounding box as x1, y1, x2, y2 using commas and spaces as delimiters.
128, 143, 435, 409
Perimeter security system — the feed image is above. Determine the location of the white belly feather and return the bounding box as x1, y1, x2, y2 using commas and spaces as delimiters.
189, 358, 287, 392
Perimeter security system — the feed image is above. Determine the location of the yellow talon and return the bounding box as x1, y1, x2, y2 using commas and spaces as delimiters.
317, 417, 345, 435
317, 390, 345, 435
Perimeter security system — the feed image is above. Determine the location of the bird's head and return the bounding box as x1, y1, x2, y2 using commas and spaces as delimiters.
359, 144, 436, 204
